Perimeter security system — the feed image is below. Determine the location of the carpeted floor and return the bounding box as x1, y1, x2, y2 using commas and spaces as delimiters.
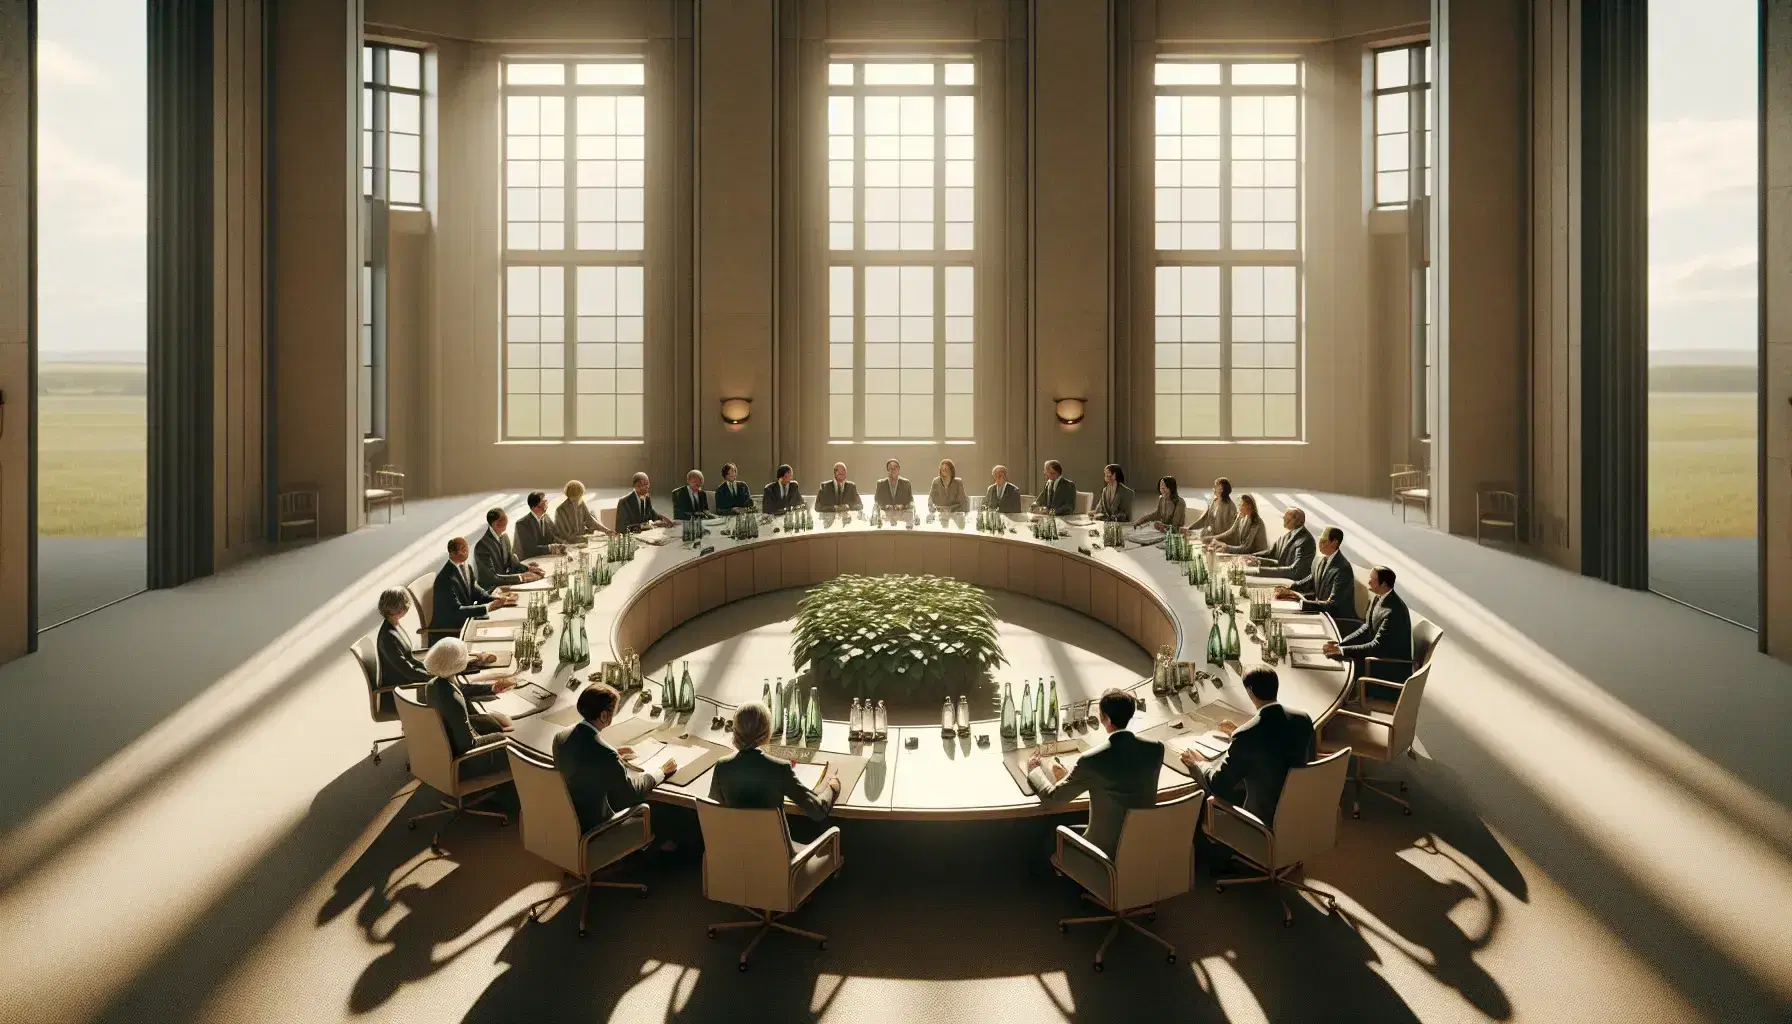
1647, 536, 1758, 628
36, 536, 147, 628
0, 489, 1785, 1024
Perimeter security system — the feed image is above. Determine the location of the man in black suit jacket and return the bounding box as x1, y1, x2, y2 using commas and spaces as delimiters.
1325, 565, 1413, 684
671, 470, 713, 520
554, 684, 680, 833
1027, 689, 1165, 856
1276, 527, 1358, 629
762, 464, 803, 515
1033, 460, 1077, 516
1182, 668, 1315, 827
433, 537, 514, 640
422, 638, 516, 778
711, 701, 840, 829
616, 472, 673, 532
475, 508, 541, 589
1250, 507, 1317, 581
513, 491, 565, 559
983, 465, 1022, 513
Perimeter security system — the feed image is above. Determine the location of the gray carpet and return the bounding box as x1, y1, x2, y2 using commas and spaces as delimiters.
36, 537, 146, 628
0, 488, 1784, 1024
1648, 537, 1758, 628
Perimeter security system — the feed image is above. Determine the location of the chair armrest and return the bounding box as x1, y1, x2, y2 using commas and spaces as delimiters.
1355, 658, 1410, 703
578, 803, 652, 874
451, 738, 509, 769
1053, 825, 1118, 891
791, 826, 842, 876
1204, 795, 1273, 841
1331, 707, 1393, 727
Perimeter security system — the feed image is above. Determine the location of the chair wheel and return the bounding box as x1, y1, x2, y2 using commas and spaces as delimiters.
408, 820, 417, 830
1398, 781, 1408, 792
738, 961, 749, 972
1282, 917, 1294, 928
1351, 808, 1361, 819
430, 842, 445, 856
1166, 952, 1177, 964
1402, 806, 1412, 816
1058, 923, 1068, 933
1092, 961, 1104, 972
372, 753, 382, 765
404, 761, 410, 772
1215, 884, 1224, 893
818, 939, 827, 950
577, 928, 587, 938
637, 888, 649, 899
707, 928, 717, 939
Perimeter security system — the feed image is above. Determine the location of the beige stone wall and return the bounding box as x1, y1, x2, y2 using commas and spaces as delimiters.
0, 0, 32, 657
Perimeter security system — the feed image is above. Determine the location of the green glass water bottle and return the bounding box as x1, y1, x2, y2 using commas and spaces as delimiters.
1046, 679, 1060, 732
1207, 620, 1223, 664
1000, 681, 1017, 738
1225, 609, 1240, 661
679, 660, 694, 711
804, 686, 822, 741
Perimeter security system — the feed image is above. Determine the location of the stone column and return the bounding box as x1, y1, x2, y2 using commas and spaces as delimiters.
0, 0, 34, 657
1764, 0, 1791, 659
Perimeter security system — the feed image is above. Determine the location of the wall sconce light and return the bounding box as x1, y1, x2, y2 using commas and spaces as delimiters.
720, 397, 752, 427
1054, 397, 1086, 427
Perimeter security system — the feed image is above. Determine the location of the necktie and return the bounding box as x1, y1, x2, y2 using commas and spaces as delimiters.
461, 563, 472, 591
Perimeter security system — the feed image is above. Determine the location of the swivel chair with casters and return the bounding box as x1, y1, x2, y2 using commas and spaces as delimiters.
694, 796, 842, 971
350, 634, 418, 768
1320, 662, 1431, 817
395, 693, 512, 853
1354, 615, 1442, 710
1051, 790, 1203, 971
405, 572, 463, 647
508, 747, 653, 937
1207, 748, 1350, 926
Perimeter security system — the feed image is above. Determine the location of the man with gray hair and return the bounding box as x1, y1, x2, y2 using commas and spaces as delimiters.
710, 701, 841, 826
423, 637, 514, 778
1247, 506, 1316, 581
984, 465, 1021, 513
616, 472, 673, 532
672, 469, 713, 521
815, 462, 860, 513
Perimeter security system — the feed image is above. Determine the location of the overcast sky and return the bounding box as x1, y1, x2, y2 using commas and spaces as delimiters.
32, 1, 1760, 360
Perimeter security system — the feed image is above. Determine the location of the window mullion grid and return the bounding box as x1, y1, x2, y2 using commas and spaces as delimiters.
561, 68, 578, 440
1218, 83, 1233, 442
934, 83, 947, 442
371, 50, 389, 204
853, 90, 866, 440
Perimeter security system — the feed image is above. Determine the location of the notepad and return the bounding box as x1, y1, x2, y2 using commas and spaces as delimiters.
464, 620, 522, 643
622, 740, 711, 781
791, 761, 832, 790
1291, 650, 1345, 671
1275, 618, 1331, 639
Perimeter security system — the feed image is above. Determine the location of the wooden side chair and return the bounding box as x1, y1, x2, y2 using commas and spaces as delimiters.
276, 486, 321, 543
1390, 466, 1429, 523
366, 465, 406, 522
1477, 490, 1519, 545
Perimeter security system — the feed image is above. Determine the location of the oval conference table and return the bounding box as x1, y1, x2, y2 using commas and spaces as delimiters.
454, 501, 1354, 822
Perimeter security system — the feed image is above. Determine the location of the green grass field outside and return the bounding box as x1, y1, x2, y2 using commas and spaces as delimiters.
39, 363, 146, 538
1648, 391, 1755, 538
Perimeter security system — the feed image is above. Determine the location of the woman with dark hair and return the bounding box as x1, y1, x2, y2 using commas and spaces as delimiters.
715, 462, 754, 514
1133, 476, 1187, 532
1091, 463, 1135, 521
928, 458, 968, 513
1183, 476, 1238, 538
1206, 493, 1270, 555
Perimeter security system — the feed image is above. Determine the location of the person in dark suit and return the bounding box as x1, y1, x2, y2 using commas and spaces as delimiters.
1325, 566, 1413, 684
423, 638, 516, 778
816, 462, 861, 513
1027, 688, 1165, 856
874, 459, 914, 510
376, 590, 436, 711
1091, 463, 1135, 521
513, 491, 566, 559
711, 701, 840, 827
1248, 507, 1316, 581
1181, 667, 1315, 827
554, 683, 679, 834
983, 464, 1022, 513
616, 472, 673, 532
762, 464, 803, 515
432, 538, 516, 640
1032, 460, 1076, 517
1276, 527, 1359, 629
475, 508, 542, 590
715, 462, 754, 515
671, 469, 713, 521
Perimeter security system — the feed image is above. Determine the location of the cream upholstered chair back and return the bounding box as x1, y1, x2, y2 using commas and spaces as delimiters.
1386, 663, 1431, 757
507, 747, 583, 876
350, 634, 395, 722
696, 798, 800, 914
1109, 791, 1203, 911
1266, 748, 1350, 869
1073, 491, 1094, 515
396, 692, 459, 795
406, 572, 436, 636
1412, 617, 1444, 670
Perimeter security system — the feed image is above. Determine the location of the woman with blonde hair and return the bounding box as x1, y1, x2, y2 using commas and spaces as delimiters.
554, 479, 610, 539
928, 458, 968, 514
1206, 492, 1269, 555
710, 701, 840, 824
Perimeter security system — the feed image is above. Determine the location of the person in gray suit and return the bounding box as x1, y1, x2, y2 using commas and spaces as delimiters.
475, 508, 542, 589
816, 462, 862, 513
1180, 668, 1314, 827
927, 458, 969, 513
513, 491, 566, 559
1091, 464, 1135, 522
1183, 477, 1237, 538
423, 638, 516, 778
1027, 688, 1165, 857
1276, 527, 1359, 629
616, 472, 674, 532
1325, 566, 1413, 685
1205, 493, 1270, 555
711, 701, 840, 827
1032, 460, 1076, 516
1247, 507, 1316, 581
874, 459, 915, 510
983, 464, 1022, 513
554, 683, 679, 834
